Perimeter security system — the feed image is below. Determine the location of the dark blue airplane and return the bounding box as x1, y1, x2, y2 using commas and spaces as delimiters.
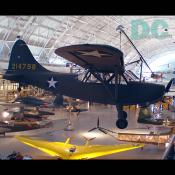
0, 120, 52, 136
13, 96, 62, 108
14, 96, 87, 116
3, 38, 172, 129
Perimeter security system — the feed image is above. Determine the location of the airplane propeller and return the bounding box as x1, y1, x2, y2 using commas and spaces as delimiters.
88, 117, 107, 134
165, 78, 173, 93
97, 117, 99, 127
83, 136, 96, 141
99, 128, 108, 134
88, 117, 117, 134
160, 78, 174, 103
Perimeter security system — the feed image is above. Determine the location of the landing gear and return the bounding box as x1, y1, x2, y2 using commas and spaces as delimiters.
116, 106, 128, 129
122, 111, 127, 119
116, 119, 128, 129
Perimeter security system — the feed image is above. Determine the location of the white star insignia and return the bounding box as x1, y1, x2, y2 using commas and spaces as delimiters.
47, 77, 58, 88
78, 50, 110, 58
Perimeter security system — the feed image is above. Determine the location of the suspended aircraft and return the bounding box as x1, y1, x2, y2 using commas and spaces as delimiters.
0, 95, 60, 111
142, 72, 164, 82
3, 27, 173, 129
0, 107, 55, 123
0, 96, 56, 122
13, 96, 62, 108
151, 73, 163, 81
1, 95, 86, 122
15, 135, 144, 159
0, 120, 52, 136
14, 95, 88, 115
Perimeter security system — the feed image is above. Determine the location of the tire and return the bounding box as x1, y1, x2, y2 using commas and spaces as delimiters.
116, 119, 128, 129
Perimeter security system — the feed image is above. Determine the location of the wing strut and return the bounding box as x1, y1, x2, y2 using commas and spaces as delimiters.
116, 25, 153, 74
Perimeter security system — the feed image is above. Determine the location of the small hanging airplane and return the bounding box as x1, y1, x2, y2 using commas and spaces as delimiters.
0, 121, 52, 136
0, 95, 62, 109
13, 96, 55, 108
15, 135, 144, 159
0, 107, 55, 123
3, 28, 173, 129
151, 72, 163, 81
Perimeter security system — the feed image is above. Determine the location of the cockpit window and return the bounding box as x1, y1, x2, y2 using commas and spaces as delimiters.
69, 146, 76, 153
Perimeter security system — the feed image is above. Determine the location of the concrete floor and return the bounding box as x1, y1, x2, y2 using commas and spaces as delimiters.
0, 104, 167, 159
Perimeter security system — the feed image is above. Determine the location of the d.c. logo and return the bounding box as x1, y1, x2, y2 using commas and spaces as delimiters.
131, 19, 171, 40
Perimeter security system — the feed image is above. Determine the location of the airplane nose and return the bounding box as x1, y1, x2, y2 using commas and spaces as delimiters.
142, 84, 165, 105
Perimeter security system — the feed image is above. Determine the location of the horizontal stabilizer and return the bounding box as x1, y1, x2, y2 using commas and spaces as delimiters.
3, 73, 24, 81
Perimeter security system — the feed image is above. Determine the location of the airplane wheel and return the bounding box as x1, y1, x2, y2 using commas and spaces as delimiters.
116, 119, 128, 129
123, 111, 127, 119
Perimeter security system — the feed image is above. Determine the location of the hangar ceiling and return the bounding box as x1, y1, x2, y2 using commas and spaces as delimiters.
0, 16, 175, 72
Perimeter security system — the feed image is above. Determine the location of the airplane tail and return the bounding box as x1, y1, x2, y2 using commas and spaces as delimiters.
4, 39, 48, 76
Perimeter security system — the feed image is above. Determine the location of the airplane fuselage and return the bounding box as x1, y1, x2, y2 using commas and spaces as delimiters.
2, 39, 168, 129
4, 71, 165, 106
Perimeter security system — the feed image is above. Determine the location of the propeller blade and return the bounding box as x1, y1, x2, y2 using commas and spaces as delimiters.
99, 128, 108, 134
97, 117, 99, 127
88, 128, 97, 132
165, 78, 173, 92
89, 137, 96, 141
101, 127, 117, 134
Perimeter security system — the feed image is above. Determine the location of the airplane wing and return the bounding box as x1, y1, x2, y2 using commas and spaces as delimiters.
55, 44, 124, 73
15, 136, 67, 158
70, 144, 144, 159
15, 136, 144, 160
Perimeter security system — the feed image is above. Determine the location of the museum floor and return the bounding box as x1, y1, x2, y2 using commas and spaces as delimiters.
0, 104, 166, 159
